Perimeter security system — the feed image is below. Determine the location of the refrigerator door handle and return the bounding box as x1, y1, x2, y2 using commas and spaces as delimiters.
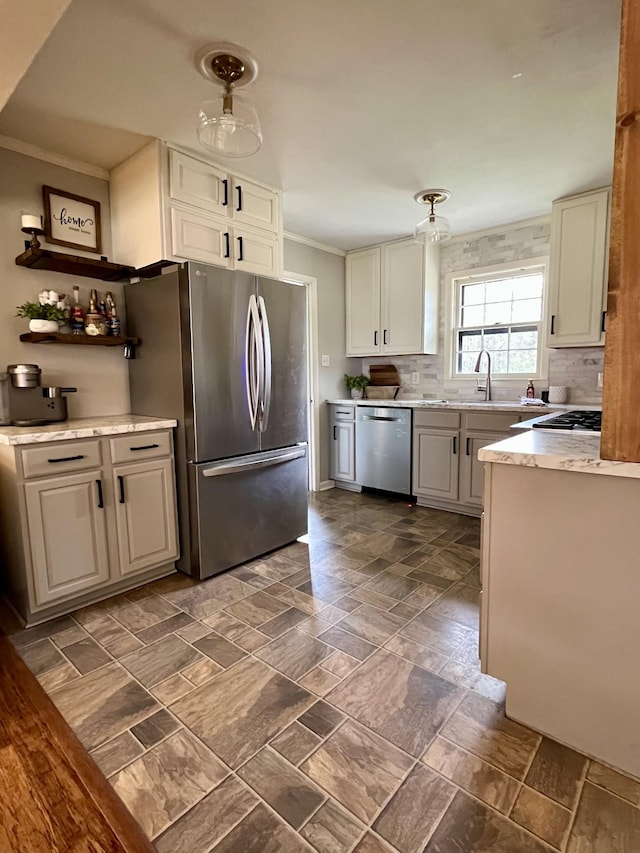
244, 295, 263, 431
202, 447, 306, 477
257, 294, 273, 432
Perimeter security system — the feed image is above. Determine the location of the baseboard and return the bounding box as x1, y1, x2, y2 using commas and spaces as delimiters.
319, 480, 335, 491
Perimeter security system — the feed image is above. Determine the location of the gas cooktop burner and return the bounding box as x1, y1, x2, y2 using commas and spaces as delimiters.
533, 410, 602, 431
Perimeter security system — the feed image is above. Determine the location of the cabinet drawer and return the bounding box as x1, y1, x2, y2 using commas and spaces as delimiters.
110, 431, 172, 464
21, 440, 102, 479
413, 410, 460, 429
463, 412, 520, 432
331, 405, 356, 422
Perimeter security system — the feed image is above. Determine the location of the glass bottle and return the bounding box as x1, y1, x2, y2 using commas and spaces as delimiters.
105, 292, 121, 337
70, 286, 85, 335
85, 288, 106, 336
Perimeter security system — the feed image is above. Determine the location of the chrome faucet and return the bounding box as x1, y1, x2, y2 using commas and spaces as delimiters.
474, 350, 492, 401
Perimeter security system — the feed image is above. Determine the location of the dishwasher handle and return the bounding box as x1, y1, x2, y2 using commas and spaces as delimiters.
361, 415, 404, 422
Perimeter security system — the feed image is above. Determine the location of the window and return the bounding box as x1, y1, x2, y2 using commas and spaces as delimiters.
449, 260, 548, 379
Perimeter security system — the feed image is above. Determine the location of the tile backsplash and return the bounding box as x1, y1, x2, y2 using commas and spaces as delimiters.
361, 220, 604, 405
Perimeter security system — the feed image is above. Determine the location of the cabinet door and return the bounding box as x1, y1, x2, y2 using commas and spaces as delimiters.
330, 421, 355, 482
346, 247, 381, 356
234, 228, 281, 277
170, 207, 231, 268
24, 472, 110, 606
547, 188, 609, 347
412, 428, 459, 500
460, 432, 506, 506
113, 459, 179, 577
232, 178, 279, 233
381, 239, 425, 354
169, 149, 229, 215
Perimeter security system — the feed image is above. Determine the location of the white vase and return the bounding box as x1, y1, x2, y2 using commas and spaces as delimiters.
29, 319, 59, 333
351, 389, 363, 399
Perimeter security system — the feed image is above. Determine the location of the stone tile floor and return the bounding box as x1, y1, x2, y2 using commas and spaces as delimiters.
11, 489, 640, 852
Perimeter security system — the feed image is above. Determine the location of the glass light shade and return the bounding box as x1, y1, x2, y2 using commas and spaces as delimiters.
415, 214, 451, 243
197, 95, 262, 158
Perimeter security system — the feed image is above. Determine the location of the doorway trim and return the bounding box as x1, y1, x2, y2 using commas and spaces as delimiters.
284, 270, 320, 492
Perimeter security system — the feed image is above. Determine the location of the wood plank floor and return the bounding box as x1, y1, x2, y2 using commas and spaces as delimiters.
0, 632, 154, 853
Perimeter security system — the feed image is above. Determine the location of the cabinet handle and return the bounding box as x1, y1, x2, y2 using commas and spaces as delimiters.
452, 436, 457, 455
336, 410, 350, 415
96, 479, 104, 509
48, 454, 85, 464
237, 235, 244, 261
129, 443, 159, 452
550, 314, 556, 335
223, 232, 230, 258
601, 310, 607, 333
466, 437, 471, 456
383, 329, 388, 345
222, 178, 229, 206
237, 184, 243, 211
118, 475, 125, 504
333, 425, 337, 440
374, 330, 378, 346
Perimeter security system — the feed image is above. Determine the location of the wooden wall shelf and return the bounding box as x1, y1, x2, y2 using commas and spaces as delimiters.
15, 247, 135, 281
20, 332, 140, 347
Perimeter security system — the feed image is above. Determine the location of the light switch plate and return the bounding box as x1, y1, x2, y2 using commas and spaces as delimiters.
597, 372, 603, 389
321, 354, 330, 367
411, 372, 420, 385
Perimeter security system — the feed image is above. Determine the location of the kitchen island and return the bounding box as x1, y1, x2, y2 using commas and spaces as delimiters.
478, 430, 640, 778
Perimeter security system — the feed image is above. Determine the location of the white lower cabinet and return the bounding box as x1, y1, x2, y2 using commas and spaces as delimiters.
413, 428, 460, 502
329, 405, 356, 484
113, 458, 178, 577
459, 432, 508, 507
25, 471, 110, 606
0, 429, 179, 625
413, 410, 526, 515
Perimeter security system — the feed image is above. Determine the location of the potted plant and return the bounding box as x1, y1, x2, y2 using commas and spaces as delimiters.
344, 373, 369, 400
16, 301, 65, 333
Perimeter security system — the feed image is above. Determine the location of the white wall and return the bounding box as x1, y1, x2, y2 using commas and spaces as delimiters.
284, 238, 349, 483
0, 147, 129, 417
364, 221, 604, 405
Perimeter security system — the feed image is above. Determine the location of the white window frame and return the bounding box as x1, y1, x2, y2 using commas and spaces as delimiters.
445, 256, 550, 383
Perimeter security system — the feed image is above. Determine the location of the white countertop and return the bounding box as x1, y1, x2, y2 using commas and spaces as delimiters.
327, 399, 556, 414
478, 429, 640, 479
0, 414, 177, 446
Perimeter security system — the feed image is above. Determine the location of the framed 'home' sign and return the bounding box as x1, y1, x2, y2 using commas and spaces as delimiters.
42, 185, 102, 254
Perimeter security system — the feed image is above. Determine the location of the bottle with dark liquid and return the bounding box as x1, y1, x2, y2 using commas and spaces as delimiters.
105, 292, 121, 337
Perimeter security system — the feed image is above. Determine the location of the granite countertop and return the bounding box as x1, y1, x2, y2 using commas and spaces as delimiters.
0, 414, 178, 446
327, 399, 556, 414
478, 430, 640, 480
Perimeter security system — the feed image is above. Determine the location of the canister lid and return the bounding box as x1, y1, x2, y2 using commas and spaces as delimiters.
7, 364, 41, 374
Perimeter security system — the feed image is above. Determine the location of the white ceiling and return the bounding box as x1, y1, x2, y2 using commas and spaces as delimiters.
0, 0, 621, 250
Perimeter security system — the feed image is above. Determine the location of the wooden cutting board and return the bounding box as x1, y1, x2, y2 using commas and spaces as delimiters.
369, 364, 401, 386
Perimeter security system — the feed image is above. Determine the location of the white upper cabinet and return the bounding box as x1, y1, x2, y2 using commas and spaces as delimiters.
547, 188, 610, 348
345, 238, 439, 357
169, 149, 229, 214
346, 247, 382, 355
111, 141, 282, 277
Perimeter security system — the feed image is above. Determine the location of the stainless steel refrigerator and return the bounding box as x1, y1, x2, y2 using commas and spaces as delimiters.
125, 263, 308, 579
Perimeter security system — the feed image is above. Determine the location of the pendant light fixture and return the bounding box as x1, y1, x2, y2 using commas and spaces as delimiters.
195, 43, 262, 158
414, 189, 452, 243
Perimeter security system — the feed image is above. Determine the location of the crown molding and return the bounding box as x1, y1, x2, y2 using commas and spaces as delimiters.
284, 231, 346, 257
445, 215, 550, 245
0, 135, 109, 180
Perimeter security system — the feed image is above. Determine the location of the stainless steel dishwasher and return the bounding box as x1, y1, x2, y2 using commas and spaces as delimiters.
356, 407, 411, 494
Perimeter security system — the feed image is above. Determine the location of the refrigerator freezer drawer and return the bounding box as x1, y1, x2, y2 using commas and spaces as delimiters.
191, 445, 308, 578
